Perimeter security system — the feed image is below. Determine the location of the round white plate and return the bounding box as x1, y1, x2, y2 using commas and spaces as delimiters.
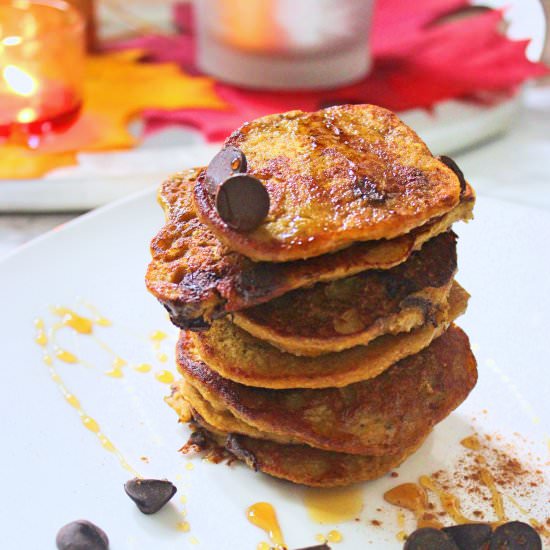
0, 189, 548, 549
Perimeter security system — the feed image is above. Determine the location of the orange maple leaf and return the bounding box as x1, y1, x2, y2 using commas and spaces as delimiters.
1, 50, 226, 178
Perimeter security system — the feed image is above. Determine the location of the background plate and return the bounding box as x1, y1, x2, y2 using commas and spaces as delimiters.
0, 97, 519, 212
0, 189, 548, 549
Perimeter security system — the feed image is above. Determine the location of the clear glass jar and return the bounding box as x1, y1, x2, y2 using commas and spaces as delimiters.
194, 0, 374, 90
0, 0, 85, 141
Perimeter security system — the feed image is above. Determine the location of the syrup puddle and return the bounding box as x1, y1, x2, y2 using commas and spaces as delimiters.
303, 485, 363, 524
247, 502, 286, 550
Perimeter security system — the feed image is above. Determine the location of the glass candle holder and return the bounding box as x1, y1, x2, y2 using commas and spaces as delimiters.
0, 0, 85, 142
194, 0, 375, 90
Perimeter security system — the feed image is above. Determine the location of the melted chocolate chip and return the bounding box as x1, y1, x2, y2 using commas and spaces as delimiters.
225, 434, 259, 471
206, 146, 247, 195
215, 174, 270, 232
404, 528, 459, 550
56, 520, 109, 550
489, 521, 542, 550
124, 478, 177, 514
439, 155, 466, 194
443, 523, 492, 550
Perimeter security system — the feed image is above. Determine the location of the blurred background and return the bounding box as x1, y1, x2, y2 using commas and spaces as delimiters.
0, 0, 548, 256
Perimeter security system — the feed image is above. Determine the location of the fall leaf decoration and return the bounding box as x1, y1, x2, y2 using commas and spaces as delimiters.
0, 50, 225, 178
0, 146, 77, 179
139, 0, 548, 142
1, 0, 546, 179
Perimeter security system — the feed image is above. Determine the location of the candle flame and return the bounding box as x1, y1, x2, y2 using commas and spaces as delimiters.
17, 107, 36, 123
2, 64, 38, 97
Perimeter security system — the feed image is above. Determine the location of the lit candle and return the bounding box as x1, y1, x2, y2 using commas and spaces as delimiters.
0, 0, 85, 142
194, 0, 375, 90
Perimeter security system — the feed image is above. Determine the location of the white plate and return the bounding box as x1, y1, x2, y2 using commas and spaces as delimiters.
0, 99, 521, 213
0, 190, 548, 549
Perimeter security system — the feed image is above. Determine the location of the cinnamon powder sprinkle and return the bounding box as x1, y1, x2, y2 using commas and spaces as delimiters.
385, 430, 549, 542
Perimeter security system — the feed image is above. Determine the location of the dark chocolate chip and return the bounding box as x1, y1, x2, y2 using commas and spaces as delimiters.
404, 527, 460, 550
489, 521, 542, 550
205, 146, 247, 195
225, 434, 259, 471
56, 520, 109, 550
293, 545, 331, 550
439, 155, 466, 194
215, 174, 270, 232
443, 523, 492, 550
124, 478, 177, 514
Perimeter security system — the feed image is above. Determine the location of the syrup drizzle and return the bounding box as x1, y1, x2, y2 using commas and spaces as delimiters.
35, 318, 139, 476
35, 305, 196, 537
247, 502, 286, 550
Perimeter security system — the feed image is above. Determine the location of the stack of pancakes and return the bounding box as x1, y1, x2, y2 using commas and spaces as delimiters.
146, 105, 478, 487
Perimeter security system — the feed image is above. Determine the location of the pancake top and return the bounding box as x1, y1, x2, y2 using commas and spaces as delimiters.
195, 105, 463, 262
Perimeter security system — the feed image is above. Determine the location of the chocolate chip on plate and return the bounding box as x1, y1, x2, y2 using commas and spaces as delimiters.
215, 174, 270, 232
404, 527, 460, 550
124, 478, 177, 514
443, 523, 492, 550
205, 146, 247, 195
293, 545, 331, 550
56, 519, 109, 550
438, 155, 466, 193
489, 521, 542, 550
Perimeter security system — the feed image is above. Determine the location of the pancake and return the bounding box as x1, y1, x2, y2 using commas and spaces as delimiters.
175, 326, 477, 456
187, 282, 468, 389
233, 231, 457, 356
169, 381, 302, 446
166, 399, 428, 488
194, 105, 465, 262
222, 431, 427, 488
146, 168, 474, 330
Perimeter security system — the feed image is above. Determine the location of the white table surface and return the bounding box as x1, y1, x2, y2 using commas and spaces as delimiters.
1, 85, 549, 260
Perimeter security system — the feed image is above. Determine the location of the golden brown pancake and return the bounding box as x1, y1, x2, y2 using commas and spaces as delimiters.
187, 282, 468, 389
146, 169, 474, 330
175, 326, 477, 456
195, 105, 465, 262
222, 431, 427, 488
233, 232, 457, 356
165, 397, 428, 488
172, 381, 302, 446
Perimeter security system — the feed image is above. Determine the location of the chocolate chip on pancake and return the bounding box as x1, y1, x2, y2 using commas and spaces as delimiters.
205, 145, 247, 195
439, 155, 466, 194
215, 174, 270, 232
